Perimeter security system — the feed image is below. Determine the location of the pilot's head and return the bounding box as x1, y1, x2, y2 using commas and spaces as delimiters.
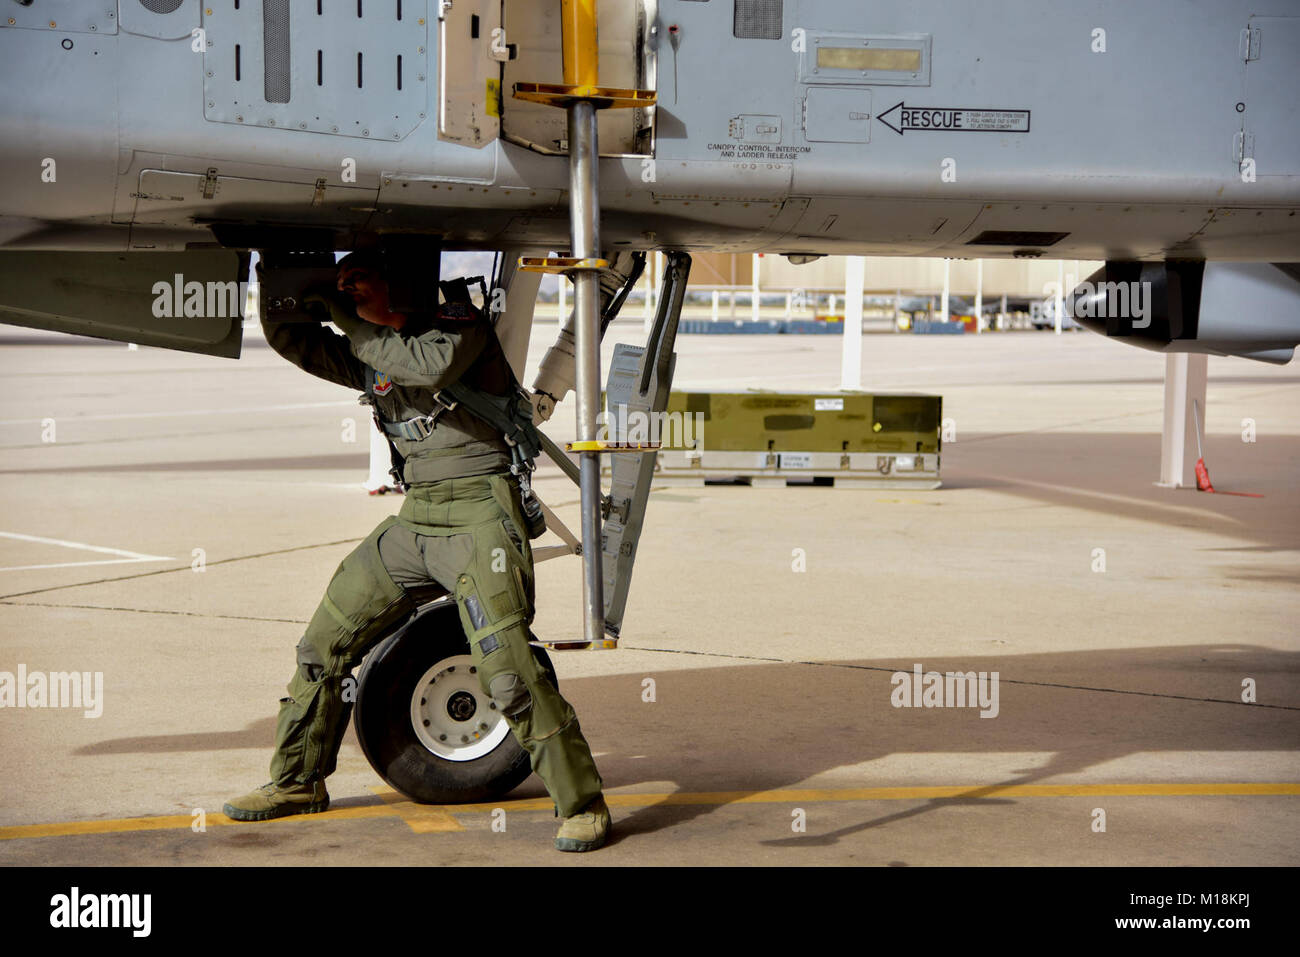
336, 250, 405, 329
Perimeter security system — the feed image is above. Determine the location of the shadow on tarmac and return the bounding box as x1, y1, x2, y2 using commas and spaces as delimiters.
73, 644, 1300, 847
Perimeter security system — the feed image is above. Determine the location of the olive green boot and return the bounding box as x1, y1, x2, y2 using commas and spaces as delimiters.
223, 781, 329, 822
554, 795, 611, 852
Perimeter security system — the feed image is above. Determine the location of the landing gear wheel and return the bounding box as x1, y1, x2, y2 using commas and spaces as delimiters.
353, 601, 557, 804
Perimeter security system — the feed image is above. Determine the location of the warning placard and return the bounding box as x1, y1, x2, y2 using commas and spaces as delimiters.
877, 102, 1031, 136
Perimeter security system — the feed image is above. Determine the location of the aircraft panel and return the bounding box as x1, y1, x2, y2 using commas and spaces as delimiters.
1243, 17, 1300, 179
0, 249, 247, 358
202, 0, 430, 141
120, 0, 199, 40
802, 86, 872, 144
128, 169, 378, 230
0, 30, 118, 228
501, 0, 650, 157
2, 1, 117, 35
438, 0, 500, 148
783, 198, 982, 257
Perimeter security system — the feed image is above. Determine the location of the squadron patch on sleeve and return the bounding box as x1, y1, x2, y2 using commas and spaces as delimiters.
372, 369, 393, 395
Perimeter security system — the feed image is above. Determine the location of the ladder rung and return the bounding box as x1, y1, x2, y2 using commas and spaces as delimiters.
542, 638, 620, 652
512, 82, 656, 110
566, 440, 662, 452
518, 256, 609, 274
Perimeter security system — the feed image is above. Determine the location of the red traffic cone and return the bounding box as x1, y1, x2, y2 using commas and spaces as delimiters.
1191, 399, 1262, 497
1194, 456, 1215, 492
1192, 400, 1215, 491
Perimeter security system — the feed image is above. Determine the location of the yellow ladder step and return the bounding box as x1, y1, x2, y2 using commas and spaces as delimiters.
518, 256, 609, 274
512, 82, 656, 110
566, 440, 662, 452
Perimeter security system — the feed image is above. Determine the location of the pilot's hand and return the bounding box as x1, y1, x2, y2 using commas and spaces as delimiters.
301, 282, 349, 320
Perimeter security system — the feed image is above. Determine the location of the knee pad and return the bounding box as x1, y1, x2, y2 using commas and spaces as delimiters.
488, 672, 533, 718
295, 634, 325, 683
302, 516, 417, 674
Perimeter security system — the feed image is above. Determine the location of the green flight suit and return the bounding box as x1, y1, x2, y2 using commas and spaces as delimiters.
260, 299, 603, 818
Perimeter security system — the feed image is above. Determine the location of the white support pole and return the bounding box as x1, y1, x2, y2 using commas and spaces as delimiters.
974, 259, 983, 334
829, 292, 837, 317
493, 250, 543, 380
1054, 260, 1064, 335
751, 253, 761, 322
940, 258, 950, 323
729, 254, 738, 318
558, 272, 567, 322
711, 288, 719, 322
999, 293, 1007, 331
894, 288, 901, 332
365, 420, 393, 492
841, 255, 865, 391
1157, 353, 1209, 488
642, 251, 655, 332
784, 291, 793, 319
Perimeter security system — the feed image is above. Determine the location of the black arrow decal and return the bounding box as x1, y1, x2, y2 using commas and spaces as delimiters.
876, 102, 1031, 135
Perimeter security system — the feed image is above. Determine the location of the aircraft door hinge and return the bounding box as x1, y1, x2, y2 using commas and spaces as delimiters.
311, 177, 327, 207
1240, 27, 1260, 61
200, 167, 218, 200
1235, 131, 1254, 162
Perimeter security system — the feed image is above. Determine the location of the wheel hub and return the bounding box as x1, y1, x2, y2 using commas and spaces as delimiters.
446, 690, 477, 721
409, 654, 509, 762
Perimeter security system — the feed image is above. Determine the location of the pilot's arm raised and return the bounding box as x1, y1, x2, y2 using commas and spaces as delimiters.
261, 299, 369, 392
327, 308, 489, 390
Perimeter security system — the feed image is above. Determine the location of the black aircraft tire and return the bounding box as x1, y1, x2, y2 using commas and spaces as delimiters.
353, 602, 557, 805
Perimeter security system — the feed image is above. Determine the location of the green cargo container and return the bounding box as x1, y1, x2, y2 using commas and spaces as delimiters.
615, 390, 943, 489
665, 391, 941, 455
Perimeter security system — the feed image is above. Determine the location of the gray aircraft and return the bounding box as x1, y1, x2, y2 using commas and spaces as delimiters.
1, 0, 1297, 803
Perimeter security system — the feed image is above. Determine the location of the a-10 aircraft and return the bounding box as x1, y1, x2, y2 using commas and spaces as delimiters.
1, 0, 1297, 804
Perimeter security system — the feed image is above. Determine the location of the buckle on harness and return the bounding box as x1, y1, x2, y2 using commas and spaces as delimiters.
420, 390, 458, 430
398, 415, 436, 441
389, 391, 459, 441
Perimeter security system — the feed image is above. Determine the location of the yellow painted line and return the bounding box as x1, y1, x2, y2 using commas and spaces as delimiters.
369, 786, 464, 833
1, 783, 1295, 842
0, 805, 399, 841
444, 781, 1300, 813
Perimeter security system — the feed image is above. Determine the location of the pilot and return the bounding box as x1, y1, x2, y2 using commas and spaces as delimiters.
224, 250, 611, 852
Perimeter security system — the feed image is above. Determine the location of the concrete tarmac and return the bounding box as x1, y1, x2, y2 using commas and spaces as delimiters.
0, 321, 1296, 866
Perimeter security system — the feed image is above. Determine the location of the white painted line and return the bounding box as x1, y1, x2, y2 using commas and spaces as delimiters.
0, 532, 174, 573
0, 400, 353, 427
0, 558, 175, 572
208, 479, 374, 490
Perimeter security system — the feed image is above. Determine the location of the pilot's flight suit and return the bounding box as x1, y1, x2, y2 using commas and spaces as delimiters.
258, 296, 604, 819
